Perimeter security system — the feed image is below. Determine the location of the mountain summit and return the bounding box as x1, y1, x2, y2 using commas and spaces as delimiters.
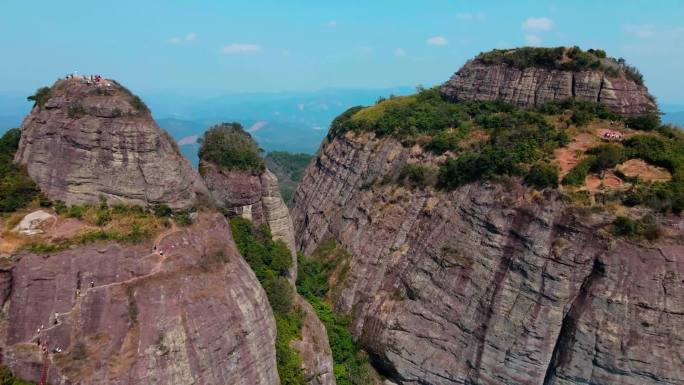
14, 77, 208, 209
441, 47, 656, 116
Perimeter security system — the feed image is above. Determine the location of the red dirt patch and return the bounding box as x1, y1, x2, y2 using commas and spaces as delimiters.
554, 133, 597, 176
584, 171, 628, 194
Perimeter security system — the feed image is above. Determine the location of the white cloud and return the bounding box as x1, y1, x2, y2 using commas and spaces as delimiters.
394, 48, 406, 57
221, 43, 262, 54
456, 12, 486, 21
623, 24, 656, 38
525, 34, 543, 46
522, 17, 553, 32
358, 45, 373, 54
247, 121, 268, 133
177, 135, 199, 146
427, 36, 448, 46
168, 32, 198, 44
326, 20, 338, 28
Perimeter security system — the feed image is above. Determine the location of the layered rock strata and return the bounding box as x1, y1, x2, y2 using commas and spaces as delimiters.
440, 60, 656, 116
290, 131, 684, 385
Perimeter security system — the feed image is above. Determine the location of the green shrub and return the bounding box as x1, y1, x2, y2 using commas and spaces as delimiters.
54, 200, 67, 214
586, 144, 627, 172
95, 209, 112, 226
297, 243, 376, 385
198, 123, 265, 173
612, 216, 637, 236
174, 211, 193, 226
397, 164, 429, 188
152, 204, 172, 217
626, 114, 660, 131
612, 215, 661, 240
229, 217, 303, 384
524, 162, 559, 189
571, 110, 592, 126
27, 87, 52, 108
275, 312, 305, 385
264, 276, 294, 314
67, 204, 87, 219
562, 158, 593, 186
425, 130, 462, 153
0, 129, 39, 212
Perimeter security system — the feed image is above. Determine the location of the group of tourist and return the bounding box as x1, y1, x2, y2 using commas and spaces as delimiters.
602, 130, 624, 141
64, 72, 112, 87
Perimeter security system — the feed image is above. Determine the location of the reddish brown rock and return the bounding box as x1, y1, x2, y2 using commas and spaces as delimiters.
440, 59, 656, 116
290, 132, 684, 385
0, 213, 279, 385
14, 78, 209, 210
200, 158, 336, 385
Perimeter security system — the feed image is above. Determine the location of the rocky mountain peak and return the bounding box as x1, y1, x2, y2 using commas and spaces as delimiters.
440, 46, 656, 116
14, 77, 209, 209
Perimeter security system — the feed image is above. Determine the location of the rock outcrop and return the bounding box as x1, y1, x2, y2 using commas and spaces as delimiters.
441, 57, 656, 116
14, 78, 208, 210
290, 131, 684, 385
200, 159, 335, 385
200, 161, 298, 278
0, 213, 280, 385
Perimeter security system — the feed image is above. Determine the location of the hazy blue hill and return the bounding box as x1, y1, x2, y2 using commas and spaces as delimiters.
149, 87, 415, 166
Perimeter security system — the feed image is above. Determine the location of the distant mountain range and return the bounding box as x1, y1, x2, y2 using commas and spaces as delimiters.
145, 87, 415, 166
2, 89, 681, 168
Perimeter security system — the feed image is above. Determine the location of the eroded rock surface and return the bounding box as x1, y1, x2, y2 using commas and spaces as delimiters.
0, 213, 279, 385
290, 132, 684, 385
200, 159, 335, 385
440, 60, 656, 116
14, 79, 208, 209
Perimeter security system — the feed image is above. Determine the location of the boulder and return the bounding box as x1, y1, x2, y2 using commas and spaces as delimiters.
11, 210, 55, 235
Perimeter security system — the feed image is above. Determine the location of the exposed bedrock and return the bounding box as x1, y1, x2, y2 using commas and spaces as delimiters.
290, 132, 684, 385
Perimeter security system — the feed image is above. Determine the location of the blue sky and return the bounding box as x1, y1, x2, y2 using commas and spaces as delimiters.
1, 0, 683, 103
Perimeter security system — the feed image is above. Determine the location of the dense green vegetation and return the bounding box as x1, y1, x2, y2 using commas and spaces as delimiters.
266, 152, 313, 181
297, 240, 377, 385
0, 128, 40, 212
27, 86, 52, 108
333, 89, 616, 192
198, 123, 266, 173
229, 217, 304, 385
437, 107, 568, 190
265, 151, 313, 203
330, 83, 681, 212
612, 215, 661, 240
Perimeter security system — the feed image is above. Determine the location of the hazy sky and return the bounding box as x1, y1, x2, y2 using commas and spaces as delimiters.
1, 0, 683, 102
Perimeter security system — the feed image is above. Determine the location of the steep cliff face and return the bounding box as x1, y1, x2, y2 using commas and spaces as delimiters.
14, 78, 208, 210
0, 213, 279, 385
200, 158, 336, 385
441, 56, 655, 117
201, 161, 298, 273
290, 132, 684, 385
